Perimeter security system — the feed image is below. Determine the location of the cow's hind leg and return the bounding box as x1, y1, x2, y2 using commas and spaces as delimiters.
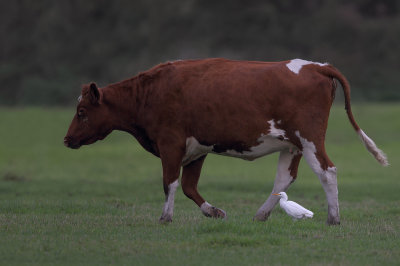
254, 150, 302, 221
297, 132, 340, 225
181, 156, 226, 219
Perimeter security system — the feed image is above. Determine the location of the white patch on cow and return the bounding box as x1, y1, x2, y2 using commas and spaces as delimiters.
77, 95, 82, 102
295, 131, 337, 179
267, 119, 287, 139
255, 151, 296, 219
295, 131, 339, 219
200, 201, 226, 218
200, 201, 213, 216
161, 180, 179, 219
286, 59, 328, 74
183, 132, 294, 165
357, 129, 388, 166
219, 119, 291, 160
295, 131, 321, 174
295, 131, 336, 179
182, 137, 213, 166
324, 166, 338, 185
221, 135, 293, 161
274, 151, 296, 186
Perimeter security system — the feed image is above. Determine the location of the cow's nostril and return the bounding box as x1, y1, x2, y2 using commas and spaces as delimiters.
64, 137, 71, 147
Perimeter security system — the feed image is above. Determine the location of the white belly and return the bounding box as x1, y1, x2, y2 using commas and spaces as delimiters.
182, 135, 295, 166
219, 135, 293, 160
182, 137, 214, 166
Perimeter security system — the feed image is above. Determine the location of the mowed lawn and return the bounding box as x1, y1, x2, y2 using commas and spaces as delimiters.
0, 104, 399, 265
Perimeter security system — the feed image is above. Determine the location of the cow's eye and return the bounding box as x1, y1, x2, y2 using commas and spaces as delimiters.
78, 109, 85, 117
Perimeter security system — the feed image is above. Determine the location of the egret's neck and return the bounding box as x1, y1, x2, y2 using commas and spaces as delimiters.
279, 197, 288, 202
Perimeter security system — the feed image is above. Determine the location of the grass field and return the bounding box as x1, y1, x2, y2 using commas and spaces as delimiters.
0, 104, 399, 265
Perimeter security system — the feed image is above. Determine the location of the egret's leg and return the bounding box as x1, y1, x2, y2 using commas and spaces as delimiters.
254, 150, 302, 221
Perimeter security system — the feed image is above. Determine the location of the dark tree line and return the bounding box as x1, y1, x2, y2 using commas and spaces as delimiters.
1, 0, 399, 105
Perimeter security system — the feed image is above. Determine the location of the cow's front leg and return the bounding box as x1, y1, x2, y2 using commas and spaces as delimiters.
158, 140, 185, 223
160, 179, 179, 223
181, 155, 226, 219
254, 150, 302, 221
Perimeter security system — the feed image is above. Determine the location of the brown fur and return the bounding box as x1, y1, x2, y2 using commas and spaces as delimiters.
64, 58, 385, 224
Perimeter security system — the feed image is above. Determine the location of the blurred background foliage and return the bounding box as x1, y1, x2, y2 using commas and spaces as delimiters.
1, 0, 399, 105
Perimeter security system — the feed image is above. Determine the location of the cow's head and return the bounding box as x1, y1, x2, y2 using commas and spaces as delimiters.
64, 83, 114, 149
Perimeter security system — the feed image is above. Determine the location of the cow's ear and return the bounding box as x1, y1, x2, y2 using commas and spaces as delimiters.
89, 82, 100, 105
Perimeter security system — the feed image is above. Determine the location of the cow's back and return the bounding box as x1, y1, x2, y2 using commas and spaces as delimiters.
162, 58, 335, 145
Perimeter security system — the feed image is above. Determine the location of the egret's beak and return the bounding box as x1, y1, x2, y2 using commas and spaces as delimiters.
272, 193, 280, 195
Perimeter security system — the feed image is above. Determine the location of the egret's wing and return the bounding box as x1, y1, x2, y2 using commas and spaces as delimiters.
280, 201, 302, 218
284, 201, 313, 218
287, 201, 311, 212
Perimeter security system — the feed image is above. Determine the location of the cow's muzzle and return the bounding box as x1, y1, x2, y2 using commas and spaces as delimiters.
64, 136, 80, 149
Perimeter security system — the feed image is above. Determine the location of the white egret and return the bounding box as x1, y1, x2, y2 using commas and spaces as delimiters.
272, 192, 313, 220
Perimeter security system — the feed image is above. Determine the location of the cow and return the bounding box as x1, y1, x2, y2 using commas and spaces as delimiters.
64, 58, 388, 225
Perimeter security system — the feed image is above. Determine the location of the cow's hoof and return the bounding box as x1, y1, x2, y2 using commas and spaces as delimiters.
253, 212, 270, 222
208, 206, 227, 219
201, 202, 227, 219
327, 217, 340, 226
159, 215, 172, 224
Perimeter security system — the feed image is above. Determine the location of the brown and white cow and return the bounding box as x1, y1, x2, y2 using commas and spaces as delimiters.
64, 58, 388, 225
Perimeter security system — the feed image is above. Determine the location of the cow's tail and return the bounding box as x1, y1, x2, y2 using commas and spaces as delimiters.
318, 65, 389, 166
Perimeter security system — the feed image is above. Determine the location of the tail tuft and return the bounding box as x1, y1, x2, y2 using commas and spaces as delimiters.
318, 65, 389, 167
358, 130, 389, 166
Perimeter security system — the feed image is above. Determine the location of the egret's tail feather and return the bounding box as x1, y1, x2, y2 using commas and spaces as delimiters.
305, 211, 313, 218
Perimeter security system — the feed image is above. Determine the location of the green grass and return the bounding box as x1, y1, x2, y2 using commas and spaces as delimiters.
0, 104, 399, 265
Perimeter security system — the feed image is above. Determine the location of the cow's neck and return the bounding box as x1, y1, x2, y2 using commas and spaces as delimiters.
101, 77, 158, 156
102, 77, 141, 130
